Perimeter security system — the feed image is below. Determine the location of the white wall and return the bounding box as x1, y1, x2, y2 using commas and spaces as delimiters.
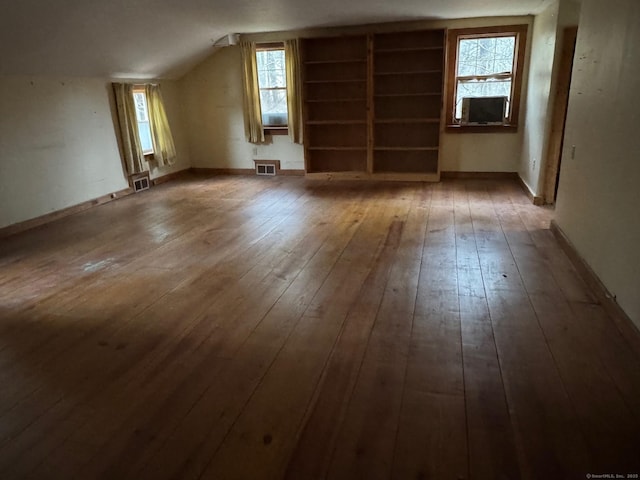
183, 16, 533, 173
0, 76, 190, 229
555, 0, 640, 327
0, 76, 128, 229
180, 46, 304, 170
440, 133, 524, 172
518, 1, 560, 195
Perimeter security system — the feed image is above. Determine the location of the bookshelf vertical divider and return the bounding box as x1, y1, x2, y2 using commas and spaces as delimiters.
366, 34, 375, 175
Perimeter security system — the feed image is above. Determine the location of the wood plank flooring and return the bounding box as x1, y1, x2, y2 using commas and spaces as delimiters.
1, 174, 639, 480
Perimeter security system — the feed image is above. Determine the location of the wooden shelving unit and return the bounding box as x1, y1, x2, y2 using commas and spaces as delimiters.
301, 29, 445, 180
372, 29, 444, 178
302, 35, 368, 173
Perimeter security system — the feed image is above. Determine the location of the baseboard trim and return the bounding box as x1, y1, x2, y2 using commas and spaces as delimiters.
191, 168, 255, 175
440, 171, 518, 180
0, 186, 134, 239
191, 167, 304, 177
517, 175, 544, 205
278, 169, 305, 176
550, 220, 640, 350
0, 169, 193, 239
152, 168, 191, 186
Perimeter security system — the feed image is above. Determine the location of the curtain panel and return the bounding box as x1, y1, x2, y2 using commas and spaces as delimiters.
145, 84, 177, 167
240, 42, 265, 144
285, 39, 303, 144
112, 83, 145, 175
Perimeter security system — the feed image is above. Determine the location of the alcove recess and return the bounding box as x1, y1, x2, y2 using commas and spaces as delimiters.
301, 28, 445, 181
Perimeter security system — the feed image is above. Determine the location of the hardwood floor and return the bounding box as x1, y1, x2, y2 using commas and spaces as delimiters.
1, 174, 639, 480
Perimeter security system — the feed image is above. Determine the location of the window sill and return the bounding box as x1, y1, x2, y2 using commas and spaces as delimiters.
264, 127, 289, 136
445, 124, 518, 134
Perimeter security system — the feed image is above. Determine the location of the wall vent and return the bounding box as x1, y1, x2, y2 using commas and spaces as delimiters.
256, 163, 277, 176
130, 172, 151, 192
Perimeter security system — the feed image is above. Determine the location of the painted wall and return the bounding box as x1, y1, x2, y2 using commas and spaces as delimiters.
182, 16, 534, 173
0, 76, 128, 229
555, 0, 640, 327
180, 47, 304, 170
518, 0, 559, 195
0, 76, 190, 229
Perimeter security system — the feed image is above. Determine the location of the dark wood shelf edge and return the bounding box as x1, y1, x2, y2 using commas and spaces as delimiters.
307, 147, 367, 151
306, 98, 367, 103
373, 147, 439, 151
374, 46, 444, 53
306, 120, 367, 125
374, 70, 442, 76
374, 92, 441, 97
375, 118, 441, 124
304, 59, 367, 65
305, 79, 367, 84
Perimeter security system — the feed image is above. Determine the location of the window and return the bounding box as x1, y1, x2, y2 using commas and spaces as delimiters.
132, 88, 153, 154
446, 25, 527, 131
256, 44, 288, 130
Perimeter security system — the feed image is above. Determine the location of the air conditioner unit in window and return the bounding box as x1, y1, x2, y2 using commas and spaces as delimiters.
263, 114, 287, 126
461, 96, 508, 125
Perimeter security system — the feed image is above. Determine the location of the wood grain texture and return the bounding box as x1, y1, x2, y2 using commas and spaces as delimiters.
0, 174, 639, 479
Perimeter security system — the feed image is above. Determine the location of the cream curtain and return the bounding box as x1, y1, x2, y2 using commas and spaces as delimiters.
112, 83, 145, 175
145, 84, 177, 167
285, 39, 303, 144
240, 41, 265, 144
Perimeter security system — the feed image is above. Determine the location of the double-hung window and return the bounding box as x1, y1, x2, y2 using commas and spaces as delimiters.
132, 87, 154, 154
446, 25, 527, 131
255, 44, 288, 131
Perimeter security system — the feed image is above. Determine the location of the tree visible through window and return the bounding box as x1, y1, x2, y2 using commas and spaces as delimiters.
256, 47, 288, 127
446, 25, 527, 129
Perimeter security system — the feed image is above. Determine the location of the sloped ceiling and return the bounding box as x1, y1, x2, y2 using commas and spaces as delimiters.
0, 0, 553, 79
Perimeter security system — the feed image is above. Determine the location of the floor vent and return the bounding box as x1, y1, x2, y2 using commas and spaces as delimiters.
130, 172, 151, 192
256, 163, 277, 176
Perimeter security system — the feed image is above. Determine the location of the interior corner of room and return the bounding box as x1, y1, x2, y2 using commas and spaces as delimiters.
1, 0, 638, 328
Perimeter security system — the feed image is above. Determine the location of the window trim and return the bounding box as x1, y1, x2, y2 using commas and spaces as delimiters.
445, 24, 528, 133
256, 42, 289, 135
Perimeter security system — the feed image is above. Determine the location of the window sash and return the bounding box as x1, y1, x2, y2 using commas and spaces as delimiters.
132, 89, 154, 154
256, 46, 288, 127
445, 25, 527, 129
453, 35, 517, 122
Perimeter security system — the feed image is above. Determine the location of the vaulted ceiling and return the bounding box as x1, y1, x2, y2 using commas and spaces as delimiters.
0, 0, 554, 79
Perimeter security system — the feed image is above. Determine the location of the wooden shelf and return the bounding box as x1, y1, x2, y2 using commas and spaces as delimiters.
304, 58, 366, 65
374, 70, 442, 76
307, 146, 367, 151
374, 147, 439, 151
375, 46, 444, 53
305, 120, 367, 125
374, 92, 440, 98
306, 98, 367, 103
374, 118, 440, 124
305, 79, 366, 84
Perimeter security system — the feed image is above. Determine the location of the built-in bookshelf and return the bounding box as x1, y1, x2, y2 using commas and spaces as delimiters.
302, 35, 368, 173
372, 29, 445, 176
301, 29, 445, 180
